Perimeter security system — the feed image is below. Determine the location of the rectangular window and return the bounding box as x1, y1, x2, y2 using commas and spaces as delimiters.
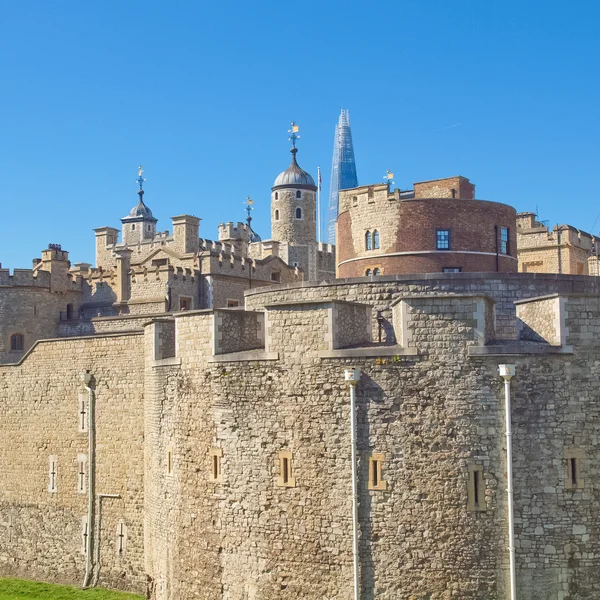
443, 267, 461, 273
179, 297, 191, 311
226, 299, 240, 307
77, 454, 87, 494
209, 448, 222, 483
48, 456, 58, 493
277, 450, 295, 487
500, 227, 510, 254
565, 449, 584, 490
271, 272, 281, 283
467, 464, 486, 511
436, 229, 450, 250
368, 453, 387, 491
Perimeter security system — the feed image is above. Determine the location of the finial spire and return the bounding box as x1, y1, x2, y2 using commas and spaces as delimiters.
288, 121, 300, 151
136, 165, 146, 192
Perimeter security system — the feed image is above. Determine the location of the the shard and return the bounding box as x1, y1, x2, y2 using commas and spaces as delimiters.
326, 108, 358, 244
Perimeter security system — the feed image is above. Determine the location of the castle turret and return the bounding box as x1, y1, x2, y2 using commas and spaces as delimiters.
121, 166, 158, 246
172, 215, 200, 254
40, 244, 71, 292
271, 125, 318, 276
271, 147, 317, 246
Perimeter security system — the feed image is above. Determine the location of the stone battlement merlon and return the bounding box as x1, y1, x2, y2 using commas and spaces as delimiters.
317, 242, 335, 254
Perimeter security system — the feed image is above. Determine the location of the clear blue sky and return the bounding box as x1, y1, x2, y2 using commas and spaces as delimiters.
1, 1, 599, 267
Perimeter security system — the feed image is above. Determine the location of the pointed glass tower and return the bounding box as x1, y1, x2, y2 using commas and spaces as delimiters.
326, 109, 358, 244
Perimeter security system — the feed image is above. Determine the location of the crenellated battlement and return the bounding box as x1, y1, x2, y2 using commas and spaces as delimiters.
129, 264, 196, 284
337, 183, 401, 215
317, 241, 335, 255
0, 268, 52, 287
218, 221, 251, 242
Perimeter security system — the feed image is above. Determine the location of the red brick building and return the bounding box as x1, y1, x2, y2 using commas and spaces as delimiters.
336, 176, 517, 277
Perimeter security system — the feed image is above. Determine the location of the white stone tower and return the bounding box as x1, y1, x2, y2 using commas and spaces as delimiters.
271, 124, 318, 278
121, 166, 157, 246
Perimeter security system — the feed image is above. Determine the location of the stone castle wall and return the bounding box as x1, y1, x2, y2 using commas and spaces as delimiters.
3, 276, 600, 598
0, 275, 82, 363
516, 214, 599, 275
140, 290, 600, 599
0, 332, 146, 593
244, 272, 600, 342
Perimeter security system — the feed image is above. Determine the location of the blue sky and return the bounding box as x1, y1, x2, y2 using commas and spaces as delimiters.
1, 0, 599, 267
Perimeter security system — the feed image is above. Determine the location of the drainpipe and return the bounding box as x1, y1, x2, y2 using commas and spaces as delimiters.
498, 364, 517, 600
92, 493, 122, 587
494, 225, 500, 272
556, 225, 562, 274
81, 371, 96, 589
344, 368, 361, 600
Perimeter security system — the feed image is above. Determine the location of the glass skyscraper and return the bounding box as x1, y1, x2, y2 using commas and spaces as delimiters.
326, 109, 358, 244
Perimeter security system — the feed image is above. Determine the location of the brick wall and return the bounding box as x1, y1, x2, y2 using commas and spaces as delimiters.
337, 195, 517, 277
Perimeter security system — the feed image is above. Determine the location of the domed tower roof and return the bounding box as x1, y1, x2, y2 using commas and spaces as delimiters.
272, 148, 317, 191
122, 195, 157, 222
122, 166, 158, 223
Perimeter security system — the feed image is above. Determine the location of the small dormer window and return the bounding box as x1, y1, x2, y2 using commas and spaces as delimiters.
296, 190, 301, 199
295, 207, 302, 219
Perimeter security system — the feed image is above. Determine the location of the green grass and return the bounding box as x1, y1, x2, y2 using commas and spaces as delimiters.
0, 578, 143, 600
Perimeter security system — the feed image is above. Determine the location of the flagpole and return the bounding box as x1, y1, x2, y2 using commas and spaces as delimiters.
317, 165, 321, 243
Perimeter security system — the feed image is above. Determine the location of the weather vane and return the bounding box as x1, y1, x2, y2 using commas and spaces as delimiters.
244, 196, 254, 221
384, 170, 395, 186
288, 121, 300, 148
137, 165, 146, 191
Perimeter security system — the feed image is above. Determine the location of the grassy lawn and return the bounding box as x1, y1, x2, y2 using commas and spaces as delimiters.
0, 578, 143, 600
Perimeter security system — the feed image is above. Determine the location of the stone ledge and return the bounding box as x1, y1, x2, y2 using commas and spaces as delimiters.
152, 357, 182, 368
0, 331, 144, 367
468, 344, 574, 356
208, 350, 279, 363
318, 345, 418, 359
515, 292, 600, 304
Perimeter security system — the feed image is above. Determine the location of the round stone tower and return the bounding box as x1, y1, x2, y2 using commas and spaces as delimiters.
271, 146, 317, 247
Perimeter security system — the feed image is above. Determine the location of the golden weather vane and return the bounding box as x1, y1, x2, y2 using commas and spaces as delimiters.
137, 165, 146, 190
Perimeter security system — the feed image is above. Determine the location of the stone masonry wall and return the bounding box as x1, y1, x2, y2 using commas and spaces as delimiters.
0, 332, 146, 593
516, 296, 561, 344
143, 290, 600, 599
136, 289, 600, 599
0, 285, 82, 364
244, 273, 600, 342
331, 301, 371, 349
213, 309, 264, 355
